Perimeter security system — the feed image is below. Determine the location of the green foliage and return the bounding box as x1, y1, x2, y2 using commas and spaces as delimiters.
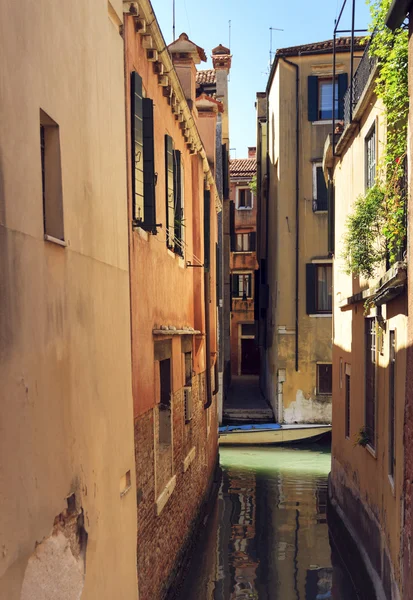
354, 427, 372, 448
249, 174, 257, 195
342, 185, 387, 278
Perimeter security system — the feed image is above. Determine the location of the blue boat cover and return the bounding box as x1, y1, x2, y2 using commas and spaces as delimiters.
219, 423, 282, 433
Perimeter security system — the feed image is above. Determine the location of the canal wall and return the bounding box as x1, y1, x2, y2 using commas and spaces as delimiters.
328, 462, 401, 600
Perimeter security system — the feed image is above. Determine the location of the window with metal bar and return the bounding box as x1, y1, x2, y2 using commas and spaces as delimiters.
317, 364, 332, 395
365, 318, 377, 449
389, 330, 396, 480
365, 124, 376, 189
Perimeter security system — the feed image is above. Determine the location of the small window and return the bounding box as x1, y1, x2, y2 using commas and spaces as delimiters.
235, 232, 256, 252
317, 364, 332, 395
40, 110, 64, 242
365, 124, 376, 189
159, 358, 172, 445
241, 323, 255, 336
318, 78, 338, 120
237, 188, 253, 210
184, 351, 192, 386
231, 273, 253, 299
306, 264, 332, 314
312, 164, 328, 212
365, 318, 377, 450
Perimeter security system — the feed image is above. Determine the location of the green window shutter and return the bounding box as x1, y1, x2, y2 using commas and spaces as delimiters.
230, 201, 235, 251
131, 72, 144, 223
142, 98, 156, 233
337, 73, 348, 120
306, 264, 317, 314
165, 135, 174, 249
316, 167, 328, 210
204, 189, 211, 271
328, 181, 335, 255
250, 231, 256, 251
232, 275, 239, 298
308, 76, 318, 122
173, 150, 182, 255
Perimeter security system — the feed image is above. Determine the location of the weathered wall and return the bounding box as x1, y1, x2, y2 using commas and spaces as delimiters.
0, 2, 138, 598
331, 94, 405, 599
124, 14, 219, 600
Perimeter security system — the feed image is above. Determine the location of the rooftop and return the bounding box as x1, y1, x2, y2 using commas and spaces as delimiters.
230, 158, 257, 178
276, 36, 367, 57
196, 69, 216, 85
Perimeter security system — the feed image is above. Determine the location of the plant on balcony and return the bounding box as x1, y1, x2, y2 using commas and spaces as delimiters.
249, 174, 257, 195
342, 0, 408, 278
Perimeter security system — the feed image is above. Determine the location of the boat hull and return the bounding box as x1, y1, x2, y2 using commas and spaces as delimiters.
218, 424, 332, 446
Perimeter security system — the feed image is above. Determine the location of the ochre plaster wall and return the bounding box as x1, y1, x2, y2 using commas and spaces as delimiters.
0, 2, 138, 598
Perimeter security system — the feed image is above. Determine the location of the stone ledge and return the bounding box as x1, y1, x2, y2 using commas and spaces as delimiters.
155, 475, 177, 516
183, 447, 196, 473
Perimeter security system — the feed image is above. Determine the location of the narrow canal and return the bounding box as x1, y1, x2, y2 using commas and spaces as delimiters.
173, 443, 362, 600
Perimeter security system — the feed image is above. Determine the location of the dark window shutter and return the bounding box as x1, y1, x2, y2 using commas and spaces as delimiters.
222, 144, 229, 198
306, 264, 317, 314
230, 201, 236, 250
165, 135, 174, 249
250, 231, 256, 251
316, 167, 328, 210
337, 73, 348, 120
308, 76, 318, 122
254, 267, 259, 320
204, 189, 211, 270
328, 181, 335, 255
131, 72, 144, 223
216, 243, 221, 306
142, 98, 156, 233
248, 274, 252, 298
173, 150, 182, 254
232, 275, 239, 298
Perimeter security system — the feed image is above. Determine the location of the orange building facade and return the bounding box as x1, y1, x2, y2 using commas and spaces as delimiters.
124, 4, 222, 598
229, 150, 259, 376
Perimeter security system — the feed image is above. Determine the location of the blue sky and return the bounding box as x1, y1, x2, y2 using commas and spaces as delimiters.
153, 0, 372, 159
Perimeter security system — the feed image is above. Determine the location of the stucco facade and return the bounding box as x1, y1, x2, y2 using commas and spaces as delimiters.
0, 1, 138, 598
324, 45, 406, 599
124, 5, 221, 598
257, 40, 362, 424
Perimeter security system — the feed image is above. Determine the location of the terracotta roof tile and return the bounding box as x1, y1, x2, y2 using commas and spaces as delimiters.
196, 69, 216, 85
229, 158, 257, 178
276, 36, 367, 57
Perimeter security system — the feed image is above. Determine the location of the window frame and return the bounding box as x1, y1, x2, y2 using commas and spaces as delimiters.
389, 330, 396, 483
315, 264, 332, 314
317, 363, 332, 395
236, 186, 253, 210
365, 317, 377, 452
318, 77, 339, 121
365, 122, 376, 190
232, 272, 253, 299
345, 364, 351, 439
312, 162, 328, 212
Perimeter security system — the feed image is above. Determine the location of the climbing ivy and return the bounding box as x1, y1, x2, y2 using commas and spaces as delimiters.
342, 0, 408, 278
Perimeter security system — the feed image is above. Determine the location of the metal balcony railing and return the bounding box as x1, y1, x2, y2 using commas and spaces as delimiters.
343, 34, 377, 126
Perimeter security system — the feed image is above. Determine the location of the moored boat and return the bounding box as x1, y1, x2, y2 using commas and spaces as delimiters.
218, 423, 331, 445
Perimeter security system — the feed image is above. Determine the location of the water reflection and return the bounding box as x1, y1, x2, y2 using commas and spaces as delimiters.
174, 444, 359, 600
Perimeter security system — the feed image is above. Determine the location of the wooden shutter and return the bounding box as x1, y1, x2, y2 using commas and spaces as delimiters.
230, 201, 236, 251
337, 73, 348, 120
232, 274, 239, 298
306, 264, 317, 314
173, 150, 182, 254
165, 135, 174, 249
308, 76, 318, 122
142, 98, 156, 233
328, 181, 335, 255
316, 167, 328, 210
247, 274, 252, 297
250, 231, 256, 251
204, 189, 211, 270
131, 72, 144, 223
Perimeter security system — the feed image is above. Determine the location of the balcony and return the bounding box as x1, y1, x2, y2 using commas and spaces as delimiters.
343, 36, 377, 127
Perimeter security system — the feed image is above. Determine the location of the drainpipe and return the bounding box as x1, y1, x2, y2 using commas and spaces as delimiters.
282, 56, 300, 372
204, 271, 213, 409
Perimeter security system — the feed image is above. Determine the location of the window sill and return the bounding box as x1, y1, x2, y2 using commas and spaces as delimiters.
183, 447, 196, 472
312, 120, 334, 125
388, 474, 395, 496
44, 234, 67, 247
309, 313, 332, 318
233, 251, 253, 254
313, 210, 328, 214
365, 444, 377, 459
155, 475, 177, 516
236, 207, 253, 211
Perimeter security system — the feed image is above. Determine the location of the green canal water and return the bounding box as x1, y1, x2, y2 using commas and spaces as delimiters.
174, 443, 360, 600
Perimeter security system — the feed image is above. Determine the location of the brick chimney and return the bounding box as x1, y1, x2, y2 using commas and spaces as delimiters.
168, 33, 206, 109
212, 44, 232, 147
248, 147, 256, 159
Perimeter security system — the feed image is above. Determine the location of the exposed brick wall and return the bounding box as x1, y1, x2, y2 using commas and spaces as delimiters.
135, 371, 218, 600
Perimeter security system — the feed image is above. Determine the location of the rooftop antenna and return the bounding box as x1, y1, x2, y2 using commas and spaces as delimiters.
269, 27, 284, 66
173, 0, 175, 41
228, 20, 232, 82
230, 147, 236, 158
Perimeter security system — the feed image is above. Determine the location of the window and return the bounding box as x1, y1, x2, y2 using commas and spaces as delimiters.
365, 318, 377, 450
173, 150, 184, 256
40, 110, 64, 243
389, 330, 396, 479
312, 164, 328, 211
317, 364, 332, 395
184, 351, 192, 386
159, 358, 172, 445
241, 323, 255, 336
306, 263, 332, 314
165, 135, 175, 249
235, 232, 256, 252
237, 187, 253, 210
232, 273, 253, 299
308, 73, 348, 122
131, 72, 156, 232
365, 124, 376, 189
345, 365, 351, 439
